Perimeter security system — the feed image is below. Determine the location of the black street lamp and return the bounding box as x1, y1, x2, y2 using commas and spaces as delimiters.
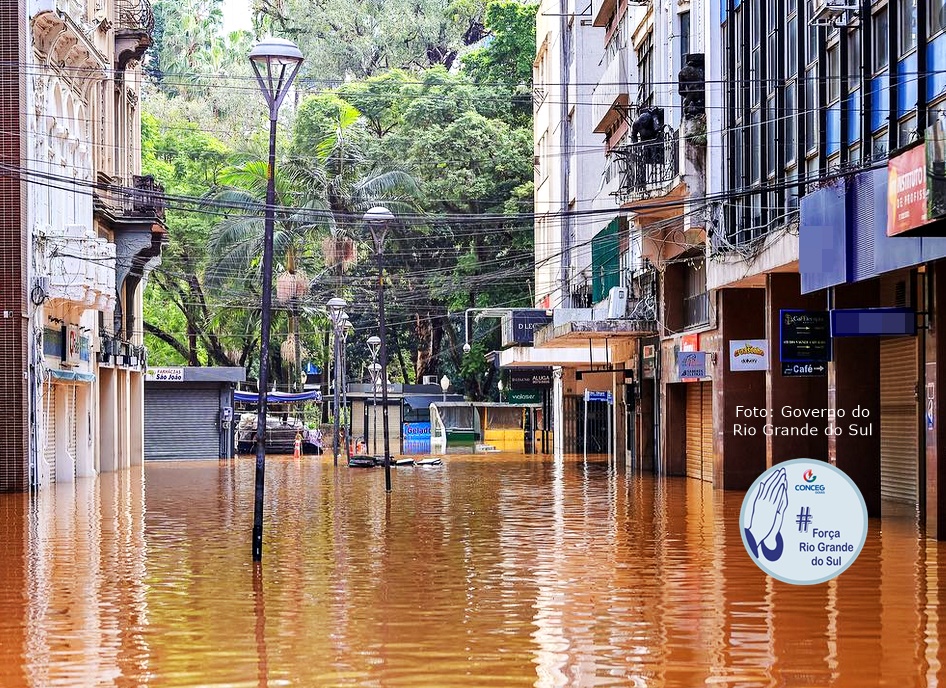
249, 37, 303, 563
364, 206, 394, 492
367, 335, 381, 455
327, 296, 347, 466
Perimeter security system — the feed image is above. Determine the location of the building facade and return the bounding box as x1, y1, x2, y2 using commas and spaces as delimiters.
0, 0, 163, 492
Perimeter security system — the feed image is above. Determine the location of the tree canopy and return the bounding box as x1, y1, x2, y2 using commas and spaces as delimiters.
142, 0, 539, 400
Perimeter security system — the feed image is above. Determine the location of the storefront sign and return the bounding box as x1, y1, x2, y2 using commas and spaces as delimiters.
506, 390, 542, 404
782, 362, 827, 377
403, 422, 431, 454
502, 310, 553, 346
830, 308, 917, 336
146, 367, 185, 382
888, 144, 930, 236
63, 324, 81, 367
509, 367, 553, 389
729, 339, 769, 372
677, 351, 707, 379
780, 310, 831, 363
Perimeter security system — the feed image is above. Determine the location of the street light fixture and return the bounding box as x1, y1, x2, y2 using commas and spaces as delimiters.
440, 374, 450, 403
327, 297, 347, 466
367, 335, 381, 455
364, 206, 394, 492
249, 36, 303, 563
498, 379, 504, 403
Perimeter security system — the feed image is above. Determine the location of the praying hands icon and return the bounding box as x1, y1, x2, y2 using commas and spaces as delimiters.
744, 467, 788, 562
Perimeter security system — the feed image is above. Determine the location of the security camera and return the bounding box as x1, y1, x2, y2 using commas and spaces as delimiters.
463, 343, 471, 354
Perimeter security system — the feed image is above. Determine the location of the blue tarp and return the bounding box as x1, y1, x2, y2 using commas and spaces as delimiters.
234, 390, 322, 404
49, 368, 95, 383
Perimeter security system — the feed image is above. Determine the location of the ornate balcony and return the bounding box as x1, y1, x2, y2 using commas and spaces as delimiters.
114, 0, 155, 69
613, 127, 680, 201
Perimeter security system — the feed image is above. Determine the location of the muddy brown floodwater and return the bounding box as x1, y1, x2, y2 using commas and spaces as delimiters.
0, 454, 943, 686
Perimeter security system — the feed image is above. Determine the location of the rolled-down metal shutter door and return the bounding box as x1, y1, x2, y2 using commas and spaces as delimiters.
686, 383, 702, 479
68, 386, 78, 476
145, 385, 221, 460
701, 382, 714, 484
45, 384, 57, 484
879, 338, 918, 503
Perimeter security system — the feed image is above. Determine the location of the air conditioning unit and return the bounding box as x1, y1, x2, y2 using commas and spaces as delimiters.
607, 286, 628, 318
422, 375, 438, 385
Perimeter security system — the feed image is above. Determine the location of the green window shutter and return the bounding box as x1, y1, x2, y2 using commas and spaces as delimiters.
591, 219, 621, 302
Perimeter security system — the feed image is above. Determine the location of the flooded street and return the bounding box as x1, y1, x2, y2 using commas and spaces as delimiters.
1, 454, 944, 687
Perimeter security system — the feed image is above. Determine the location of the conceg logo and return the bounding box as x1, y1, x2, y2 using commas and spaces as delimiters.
796, 468, 826, 493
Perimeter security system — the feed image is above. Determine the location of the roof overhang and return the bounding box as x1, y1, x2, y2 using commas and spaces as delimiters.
497, 345, 611, 368
534, 319, 658, 347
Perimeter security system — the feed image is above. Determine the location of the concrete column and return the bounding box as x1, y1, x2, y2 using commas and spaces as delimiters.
54, 383, 73, 482
716, 288, 767, 490
765, 273, 829, 465
117, 370, 129, 469
553, 366, 564, 462
75, 384, 94, 477
829, 281, 881, 517
926, 263, 946, 539
99, 367, 118, 473
129, 372, 143, 466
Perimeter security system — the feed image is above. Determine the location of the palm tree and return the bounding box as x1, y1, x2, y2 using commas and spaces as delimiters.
205, 100, 418, 390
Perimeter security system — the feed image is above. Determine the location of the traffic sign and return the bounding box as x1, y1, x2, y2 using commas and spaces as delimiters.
584, 390, 613, 403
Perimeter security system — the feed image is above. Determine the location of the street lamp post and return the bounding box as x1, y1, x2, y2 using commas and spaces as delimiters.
249, 37, 303, 563
364, 207, 394, 492
340, 314, 351, 463
327, 297, 347, 466
440, 374, 450, 403
367, 335, 381, 456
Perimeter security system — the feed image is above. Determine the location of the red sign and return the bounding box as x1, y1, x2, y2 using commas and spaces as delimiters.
888, 145, 930, 236
681, 333, 700, 352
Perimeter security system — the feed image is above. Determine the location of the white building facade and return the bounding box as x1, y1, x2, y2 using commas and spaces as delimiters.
0, 0, 163, 491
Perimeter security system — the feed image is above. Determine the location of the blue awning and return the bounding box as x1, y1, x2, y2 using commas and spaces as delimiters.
234, 390, 322, 404
49, 368, 95, 383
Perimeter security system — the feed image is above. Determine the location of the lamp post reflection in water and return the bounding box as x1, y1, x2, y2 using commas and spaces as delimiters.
248, 37, 303, 562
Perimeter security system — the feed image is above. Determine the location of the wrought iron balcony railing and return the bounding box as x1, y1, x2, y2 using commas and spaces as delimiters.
614, 127, 679, 200
115, 0, 155, 33
128, 174, 165, 219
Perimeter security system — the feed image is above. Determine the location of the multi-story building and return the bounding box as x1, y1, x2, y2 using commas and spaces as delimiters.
0, 0, 164, 491
705, 0, 946, 538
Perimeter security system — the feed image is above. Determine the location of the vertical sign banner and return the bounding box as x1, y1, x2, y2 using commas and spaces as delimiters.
887, 144, 929, 236
64, 325, 81, 366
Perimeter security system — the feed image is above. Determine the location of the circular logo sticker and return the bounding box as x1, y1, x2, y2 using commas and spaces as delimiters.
739, 458, 868, 585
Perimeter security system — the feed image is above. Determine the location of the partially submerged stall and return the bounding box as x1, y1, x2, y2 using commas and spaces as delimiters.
233, 390, 324, 454
429, 401, 546, 454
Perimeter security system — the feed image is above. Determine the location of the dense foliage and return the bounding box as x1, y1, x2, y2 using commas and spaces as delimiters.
142, 0, 537, 399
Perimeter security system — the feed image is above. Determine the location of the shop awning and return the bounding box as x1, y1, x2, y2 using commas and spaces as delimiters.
234, 390, 322, 404
49, 368, 96, 383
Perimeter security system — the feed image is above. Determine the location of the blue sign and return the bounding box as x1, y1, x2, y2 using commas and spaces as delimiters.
584, 390, 613, 403
403, 422, 431, 454
677, 351, 707, 379
831, 308, 917, 337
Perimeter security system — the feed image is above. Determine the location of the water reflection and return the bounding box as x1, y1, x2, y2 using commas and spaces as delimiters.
0, 455, 943, 686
